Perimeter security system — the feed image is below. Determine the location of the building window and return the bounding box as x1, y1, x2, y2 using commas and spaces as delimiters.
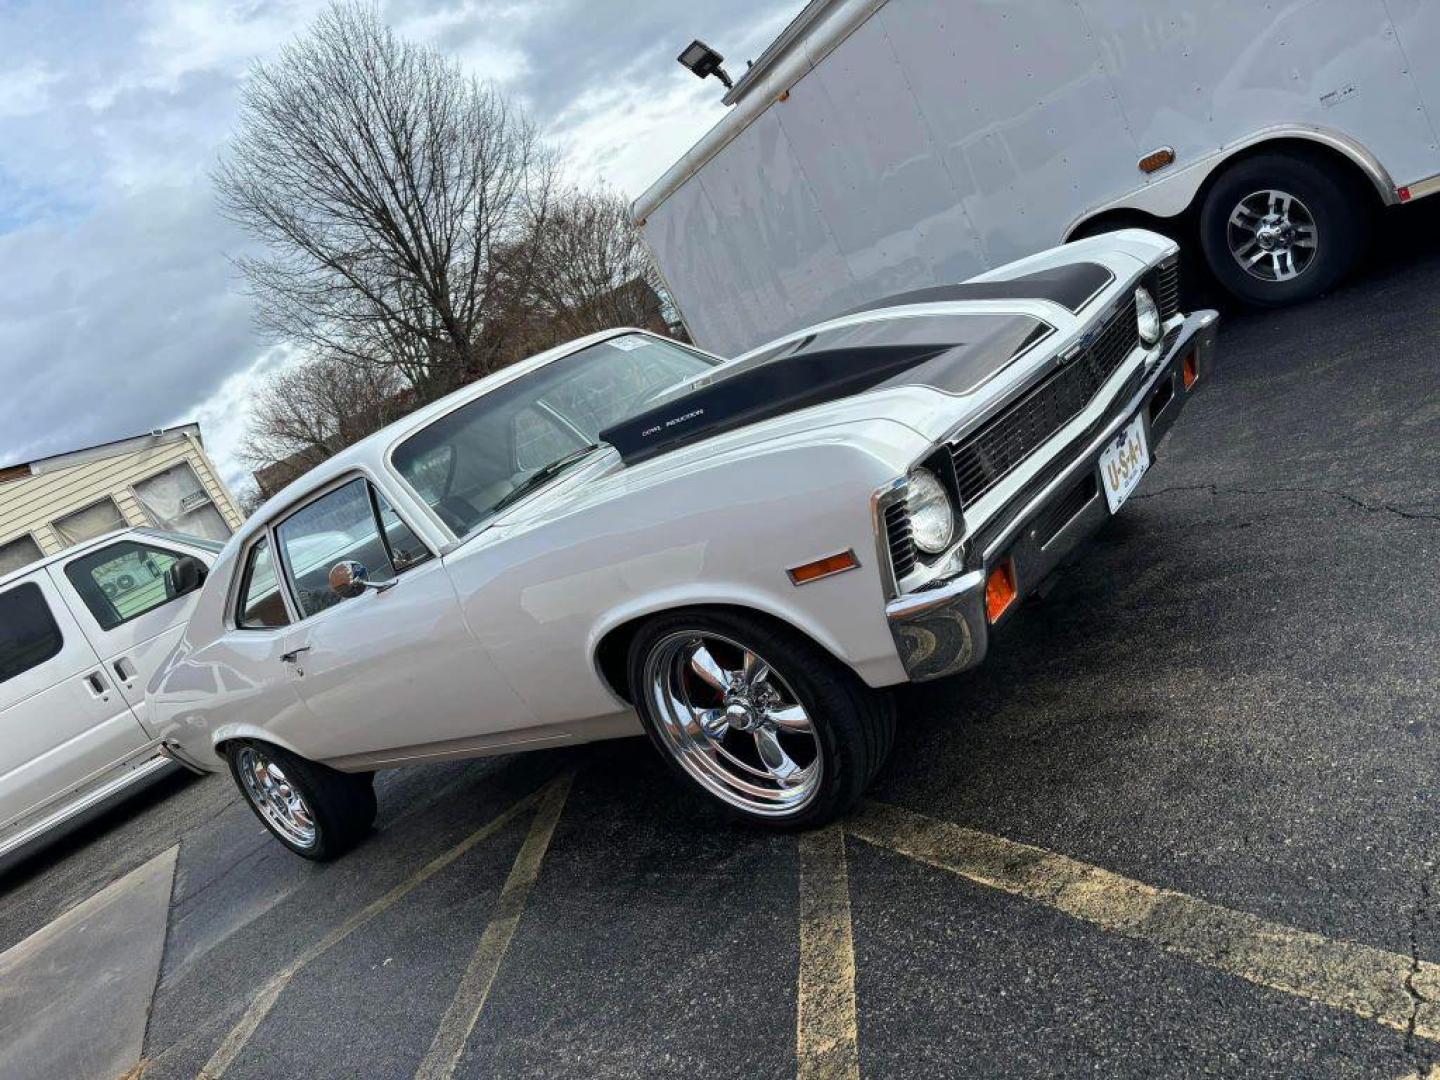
0, 534, 43, 577
133, 462, 231, 542
52, 497, 127, 548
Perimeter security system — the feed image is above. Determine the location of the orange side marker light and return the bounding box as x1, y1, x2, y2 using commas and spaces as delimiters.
985, 559, 1017, 623
1182, 349, 1199, 390
788, 549, 859, 585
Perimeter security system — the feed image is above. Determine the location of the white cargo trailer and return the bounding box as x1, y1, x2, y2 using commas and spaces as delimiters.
636, 0, 1440, 356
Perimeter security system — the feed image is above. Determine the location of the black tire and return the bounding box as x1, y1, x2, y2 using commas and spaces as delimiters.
1199, 151, 1367, 306
226, 739, 376, 861
627, 609, 895, 830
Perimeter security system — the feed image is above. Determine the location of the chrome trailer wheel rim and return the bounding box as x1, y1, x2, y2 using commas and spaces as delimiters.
236, 746, 318, 848
643, 632, 822, 817
1227, 189, 1318, 282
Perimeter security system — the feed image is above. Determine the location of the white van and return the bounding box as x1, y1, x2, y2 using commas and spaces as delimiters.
0, 528, 219, 869
638, 0, 1440, 356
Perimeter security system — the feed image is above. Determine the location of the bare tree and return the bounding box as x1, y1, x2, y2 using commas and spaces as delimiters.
506, 187, 675, 354
241, 351, 409, 496
215, 1, 556, 398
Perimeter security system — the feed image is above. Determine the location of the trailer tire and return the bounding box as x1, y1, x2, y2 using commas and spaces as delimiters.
1199, 152, 1365, 307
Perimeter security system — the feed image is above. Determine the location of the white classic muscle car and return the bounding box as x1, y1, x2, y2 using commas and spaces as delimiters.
149, 230, 1215, 858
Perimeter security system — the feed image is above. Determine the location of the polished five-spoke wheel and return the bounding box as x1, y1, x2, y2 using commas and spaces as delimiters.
628, 610, 895, 829
226, 738, 377, 860
643, 631, 823, 816
236, 745, 318, 849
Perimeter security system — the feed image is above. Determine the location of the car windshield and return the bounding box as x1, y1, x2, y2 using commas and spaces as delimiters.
392, 334, 716, 538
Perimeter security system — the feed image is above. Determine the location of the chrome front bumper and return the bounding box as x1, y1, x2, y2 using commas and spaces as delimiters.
885, 309, 1218, 682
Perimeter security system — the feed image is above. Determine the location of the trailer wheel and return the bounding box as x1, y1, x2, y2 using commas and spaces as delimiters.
1199, 152, 1366, 306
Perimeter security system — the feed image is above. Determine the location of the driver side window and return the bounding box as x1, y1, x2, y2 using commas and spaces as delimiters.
275, 479, 429, 620
64, 540, 192, 631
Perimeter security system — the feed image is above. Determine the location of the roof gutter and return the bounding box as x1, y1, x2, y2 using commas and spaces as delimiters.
631, 0, 886, 225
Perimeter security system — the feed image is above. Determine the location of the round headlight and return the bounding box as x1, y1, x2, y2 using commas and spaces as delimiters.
906, 468, 955, 555
1135, 286, 1162, 347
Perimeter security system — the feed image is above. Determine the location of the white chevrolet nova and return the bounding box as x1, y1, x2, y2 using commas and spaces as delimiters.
150, 231, 1216, 858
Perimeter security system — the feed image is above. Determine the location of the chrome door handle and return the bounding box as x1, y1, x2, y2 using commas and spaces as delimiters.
280, 646, 312, 663
83, 670, 112, 702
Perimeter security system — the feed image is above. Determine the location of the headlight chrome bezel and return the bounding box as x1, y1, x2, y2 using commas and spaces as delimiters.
905, 467, 956, 555
1135, 285, 1162, 347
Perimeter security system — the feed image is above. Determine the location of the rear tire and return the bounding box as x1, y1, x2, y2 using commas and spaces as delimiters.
1199, 151, 1367, 306
227, 739, 376, 861
627, 609, 895, 830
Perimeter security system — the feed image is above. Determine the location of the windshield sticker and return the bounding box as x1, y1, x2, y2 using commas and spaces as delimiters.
608, 334, 648, 351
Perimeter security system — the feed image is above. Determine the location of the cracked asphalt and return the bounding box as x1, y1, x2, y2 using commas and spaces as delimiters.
2, 204, 1438, 1080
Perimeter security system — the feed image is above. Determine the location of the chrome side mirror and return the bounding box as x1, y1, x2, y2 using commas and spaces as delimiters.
329, 560, 371, 599
328, 560, 398, 599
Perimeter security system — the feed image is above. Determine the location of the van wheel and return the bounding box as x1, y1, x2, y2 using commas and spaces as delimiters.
628, 610, 894, 829
1199, 152, 1366, 306
227, 740, 376, 860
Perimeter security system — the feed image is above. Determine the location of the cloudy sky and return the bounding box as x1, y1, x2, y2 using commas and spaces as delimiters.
0, 0, 797, 494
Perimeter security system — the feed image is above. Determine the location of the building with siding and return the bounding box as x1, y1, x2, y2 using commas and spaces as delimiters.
0, 424, 243, 577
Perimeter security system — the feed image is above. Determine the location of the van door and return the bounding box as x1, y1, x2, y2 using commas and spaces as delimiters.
51, 536, 214, 729
0, 572, 149, 832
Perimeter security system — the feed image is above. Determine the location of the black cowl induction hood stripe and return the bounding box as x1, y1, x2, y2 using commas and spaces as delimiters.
600, 310, 1052, 466
841, 262, 1114, 317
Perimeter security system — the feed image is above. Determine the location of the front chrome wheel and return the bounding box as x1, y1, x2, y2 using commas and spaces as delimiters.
1227, 189, 1318, 282
236, 745, 318, 849
642, 631, 822, 817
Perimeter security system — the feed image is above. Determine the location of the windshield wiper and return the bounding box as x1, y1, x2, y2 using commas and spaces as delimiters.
489, 443, 601, 515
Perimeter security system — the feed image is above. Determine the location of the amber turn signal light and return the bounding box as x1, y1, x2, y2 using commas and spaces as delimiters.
1138, 147, 1176, 174
1182, 349, 1199, 389
787, 549, 859, 585
985, 559, 1017, 623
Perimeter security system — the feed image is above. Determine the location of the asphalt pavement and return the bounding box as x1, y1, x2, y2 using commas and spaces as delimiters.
1, 204, 1437, 1080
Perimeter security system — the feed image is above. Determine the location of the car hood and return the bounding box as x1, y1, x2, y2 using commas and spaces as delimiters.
598, 260, 1122, 466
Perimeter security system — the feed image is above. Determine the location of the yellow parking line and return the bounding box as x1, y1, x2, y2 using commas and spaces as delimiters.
847, 800, 1440, 1043
413, 771, 574, 1080
796, 824, 861, 1080
196, 779, 557, 1079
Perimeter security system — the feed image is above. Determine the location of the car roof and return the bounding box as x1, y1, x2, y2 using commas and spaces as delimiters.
233, 327, 661, 542
0, 527, 211, 591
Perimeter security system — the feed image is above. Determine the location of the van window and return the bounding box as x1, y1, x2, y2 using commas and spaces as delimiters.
276, 479, 424, 620
64, 540, 190, 631
237, 538, 290, 629
0, 582, 63, 684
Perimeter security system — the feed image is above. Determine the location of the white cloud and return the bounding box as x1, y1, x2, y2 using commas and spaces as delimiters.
0, 0, 801, 488
0, 61, 62, 119
182, 343, 307, 494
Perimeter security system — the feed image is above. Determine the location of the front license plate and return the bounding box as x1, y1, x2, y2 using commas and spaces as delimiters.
1099, 414, 1150, 513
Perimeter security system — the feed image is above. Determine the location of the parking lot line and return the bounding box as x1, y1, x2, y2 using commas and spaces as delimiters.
796, 823, 861, 1080
413, 771, 574, 1080
196, 779, 555, 1079
846, 800, 1440, 1043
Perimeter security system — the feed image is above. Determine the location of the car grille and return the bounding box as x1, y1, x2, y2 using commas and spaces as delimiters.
883, 499, 916, 580
950, 295, 1140, 505
1154, 258, 1180, 320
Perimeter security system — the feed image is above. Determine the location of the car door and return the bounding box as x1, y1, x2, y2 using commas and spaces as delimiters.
0, 572, 149, 833
51, 535, 215, 729
270, 475, 534, 764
